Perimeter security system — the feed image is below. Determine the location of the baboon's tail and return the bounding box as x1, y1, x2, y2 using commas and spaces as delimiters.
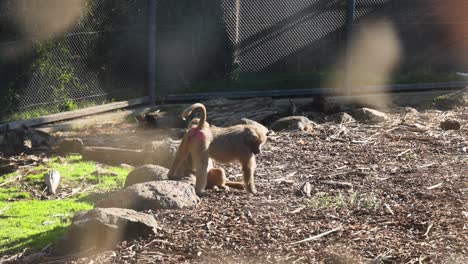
225, 182, 245, 190
182, 103, 207, 130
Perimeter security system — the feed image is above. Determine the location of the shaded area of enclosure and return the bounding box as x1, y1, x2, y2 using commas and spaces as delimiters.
1, 0, 468, 122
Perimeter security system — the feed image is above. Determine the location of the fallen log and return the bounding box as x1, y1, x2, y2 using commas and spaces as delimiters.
81, 142, 191, 174
82, 147, 152, 167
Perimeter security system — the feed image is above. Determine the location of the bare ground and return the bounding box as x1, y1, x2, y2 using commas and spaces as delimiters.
7, 107, 468, 263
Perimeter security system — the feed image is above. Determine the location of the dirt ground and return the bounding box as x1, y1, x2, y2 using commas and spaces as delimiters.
7, 106, 468, 263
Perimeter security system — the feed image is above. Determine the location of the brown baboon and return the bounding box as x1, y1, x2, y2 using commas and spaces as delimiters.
168, 103, 267, 196
206, 167, 245, 190
186, 118, 243, 190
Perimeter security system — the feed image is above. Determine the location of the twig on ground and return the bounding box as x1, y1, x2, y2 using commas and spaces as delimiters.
41, 186, 48, 196
61, 185, 94, 199
0, 175, 21, 187
289, 206, 306, 214
0, 206, 10, 215
144, 239, 175, 247
384, 203, 394, 215
3, 248, 28, 263
396, 149, 412, 157
289, 226, 343, 245
427, 183, 443, 190
417, 163, 435, 169
41, 243, 53, 252
351, 140, 369, 144
423, 223, 434, 237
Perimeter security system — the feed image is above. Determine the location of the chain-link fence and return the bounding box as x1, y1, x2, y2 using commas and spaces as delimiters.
155, 0, 468, 97
1, 0, 467, 123
0, 0, 148, 123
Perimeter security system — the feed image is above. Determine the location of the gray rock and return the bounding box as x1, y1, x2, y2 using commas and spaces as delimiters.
296, 182, 312, 197
353, 108, 389, 123
143, 139, 193, 178
392, 106, 419, 115
44, 169, 61, 194
96, 181, 200, 211
327, 112, 356, 123
53, 208, 158, 255
55, 138, 84, 155
232, 118, 269, 135
270, 116, 316, 132
440, 119, 461, 130
433, 88, 468, 109
124, 164, 169, 187
143, 139, 181, 169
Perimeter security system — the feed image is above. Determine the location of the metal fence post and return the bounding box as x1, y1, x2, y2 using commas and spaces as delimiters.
344, 0, 356, 95
148, 0, 157, 106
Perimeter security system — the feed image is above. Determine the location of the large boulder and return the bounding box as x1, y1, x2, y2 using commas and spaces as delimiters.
96, 181, 200, 211
53, 208, 158, 255
270, 116, 316, 132
124, 165, 169, 187
353, 108, 389, 123
143, 139, 180, 168
440, 119, 461, 130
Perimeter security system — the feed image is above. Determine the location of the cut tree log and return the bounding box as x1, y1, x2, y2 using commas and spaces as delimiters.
81, 139, 193, 175
82, 147, 152, 167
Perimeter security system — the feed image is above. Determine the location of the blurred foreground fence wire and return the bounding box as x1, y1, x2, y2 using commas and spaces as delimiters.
1, 0, 467, 123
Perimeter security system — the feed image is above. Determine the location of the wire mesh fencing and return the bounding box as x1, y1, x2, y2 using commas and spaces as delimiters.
0, 0, 148, 123
155, 0, 468, 97
1, 0, 467, 123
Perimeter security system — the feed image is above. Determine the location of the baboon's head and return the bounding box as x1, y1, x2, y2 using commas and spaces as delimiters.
244, 127, 267, 155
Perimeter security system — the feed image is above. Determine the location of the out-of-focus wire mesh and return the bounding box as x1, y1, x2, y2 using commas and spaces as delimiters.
353, 0, 468, 85
156, 0, 468, 96
155, 0, 348, 95
0, 0, 148, 123
1, 0, 467, 123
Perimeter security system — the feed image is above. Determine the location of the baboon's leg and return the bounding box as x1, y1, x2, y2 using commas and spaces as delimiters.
168, 139, 191, 179
241, 156, 257, 194
193, 150, 210, 195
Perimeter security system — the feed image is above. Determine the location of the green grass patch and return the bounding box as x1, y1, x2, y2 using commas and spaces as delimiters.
0, 171, 18, 185
27, 154, 130, 191
1, 155, 130, 202
0, 187, 30, 201
0, 154, 132, 253
304, 191, 381, 210
0, 199, 92, 253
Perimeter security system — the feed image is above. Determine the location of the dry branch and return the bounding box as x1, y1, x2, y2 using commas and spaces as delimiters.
289, 226, 343, 245
427, 183, 443, 190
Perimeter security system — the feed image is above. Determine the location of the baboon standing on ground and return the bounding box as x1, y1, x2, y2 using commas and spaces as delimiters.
168, 103, 266, 196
